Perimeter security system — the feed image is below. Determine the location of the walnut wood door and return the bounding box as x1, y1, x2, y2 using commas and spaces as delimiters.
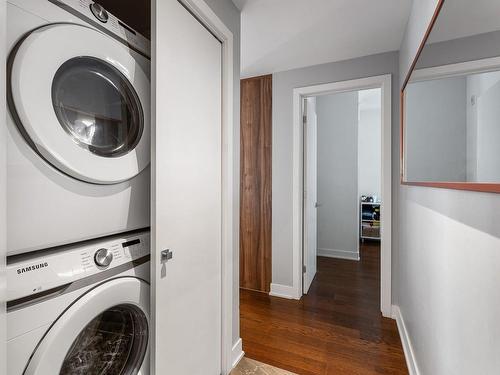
240, 75, 272, 292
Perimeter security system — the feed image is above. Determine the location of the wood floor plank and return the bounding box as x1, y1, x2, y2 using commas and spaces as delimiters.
240, 242, 408, 375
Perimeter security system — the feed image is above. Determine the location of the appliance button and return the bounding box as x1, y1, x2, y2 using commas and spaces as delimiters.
90, 3, 109, 23
94, 248, 113, 268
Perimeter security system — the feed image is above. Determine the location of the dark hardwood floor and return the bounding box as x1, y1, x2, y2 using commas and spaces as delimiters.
240, 242, 408, 374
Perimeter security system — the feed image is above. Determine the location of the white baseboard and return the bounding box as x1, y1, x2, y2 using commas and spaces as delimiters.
231, 338, 244, 369
317, 248, 360, 261
392, 305, 420, 375
269, 283, 299, 299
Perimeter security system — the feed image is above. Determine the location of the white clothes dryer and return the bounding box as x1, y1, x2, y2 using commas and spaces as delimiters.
7, 0, 151, 255
7, 230, 150, 375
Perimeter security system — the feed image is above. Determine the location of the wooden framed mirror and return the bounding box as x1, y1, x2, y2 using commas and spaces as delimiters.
401, 0, 500, 193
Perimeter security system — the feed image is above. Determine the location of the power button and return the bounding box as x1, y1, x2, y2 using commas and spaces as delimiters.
94, 248, 113, 268
90, 3, 109, 23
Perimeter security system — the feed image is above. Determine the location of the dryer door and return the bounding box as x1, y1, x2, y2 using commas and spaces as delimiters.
24, 277, 149, 375
9, 23, 150, 184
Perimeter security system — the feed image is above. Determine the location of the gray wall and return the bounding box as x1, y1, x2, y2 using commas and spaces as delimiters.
476, 80, 500, 181
405, 77, 467, 182
271, 51, 399, 287
417, 29, 500, 70
204, 0, 241, 347
398, 1, 500, 374
316, 93, 358, 255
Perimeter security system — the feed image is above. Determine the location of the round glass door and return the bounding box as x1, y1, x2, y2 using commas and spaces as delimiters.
23, 277, 150, 375
52, 57, 144, 158
60, 304, 148, 375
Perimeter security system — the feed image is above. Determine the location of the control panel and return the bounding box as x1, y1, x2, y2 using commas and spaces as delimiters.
57, 0, 150, 57
7, 231, 150, 302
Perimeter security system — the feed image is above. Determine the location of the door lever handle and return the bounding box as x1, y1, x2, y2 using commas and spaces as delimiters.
161, 249, 173, 263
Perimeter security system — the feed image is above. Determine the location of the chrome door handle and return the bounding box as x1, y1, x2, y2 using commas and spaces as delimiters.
161, 249, 173, 263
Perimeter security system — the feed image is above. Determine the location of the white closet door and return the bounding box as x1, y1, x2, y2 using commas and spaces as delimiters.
152, 0, 222, 374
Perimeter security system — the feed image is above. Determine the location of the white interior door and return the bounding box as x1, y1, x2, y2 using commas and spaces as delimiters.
303, 97, 318, 294
1, 0, 7, 371
152, 0, 222, 374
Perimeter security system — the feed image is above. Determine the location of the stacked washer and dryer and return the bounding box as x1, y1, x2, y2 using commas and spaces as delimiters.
6, 0, 151, 373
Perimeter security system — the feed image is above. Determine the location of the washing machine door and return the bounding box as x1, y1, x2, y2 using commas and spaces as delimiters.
24, 277, 149, 375
9, 23, 150, 184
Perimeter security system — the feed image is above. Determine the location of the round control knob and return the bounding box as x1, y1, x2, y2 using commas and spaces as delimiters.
90, 3, 109, 23
94, 248, 113, 268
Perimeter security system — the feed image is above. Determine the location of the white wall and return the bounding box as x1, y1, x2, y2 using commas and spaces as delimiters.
316, 92, 358, 257
0, 0, 6, 370
398, 1, 500, 374
405, 77, 467, 182
358, 89, 381, 197
271, 51, 399, 287
467, 71, 500, 182
399, 0, 439, 82
201, 0, 241, 348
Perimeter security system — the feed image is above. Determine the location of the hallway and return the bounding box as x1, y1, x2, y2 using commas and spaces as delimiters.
240, 242, 408, 374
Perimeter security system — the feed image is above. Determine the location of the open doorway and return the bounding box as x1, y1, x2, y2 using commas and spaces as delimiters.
302, 87, 383, 295
294, 75, 392, 316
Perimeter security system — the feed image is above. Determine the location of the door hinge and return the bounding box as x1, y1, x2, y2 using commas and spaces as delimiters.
303, 115, 307, 124
303, 265, 306, 273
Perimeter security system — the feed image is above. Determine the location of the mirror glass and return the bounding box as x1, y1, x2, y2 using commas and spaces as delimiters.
403, 0, 500, 184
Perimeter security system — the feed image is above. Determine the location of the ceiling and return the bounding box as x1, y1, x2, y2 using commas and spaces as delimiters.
231, 0, 247, 11
428, 0, 500, 44
239, 0, 412, 78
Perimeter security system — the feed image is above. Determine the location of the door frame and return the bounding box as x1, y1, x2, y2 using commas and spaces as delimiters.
0, 0, 6, 371
292, 74, 393, 317
151, 0, 235, 373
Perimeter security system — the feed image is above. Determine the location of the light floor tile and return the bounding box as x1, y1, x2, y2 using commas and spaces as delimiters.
231, 357, 297, 375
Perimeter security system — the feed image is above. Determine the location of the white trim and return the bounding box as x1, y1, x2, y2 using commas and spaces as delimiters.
392, 305, 420, 375
292, 74, 392, 317
152, 1, 235, 374
317, 248, 360, 261
410, 55, 500, 83
269, 283, 300, 300
0, 0, 6, 372
231, 338, 245, 369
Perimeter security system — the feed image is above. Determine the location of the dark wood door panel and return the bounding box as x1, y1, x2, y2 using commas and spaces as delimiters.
240, 75, 272, 292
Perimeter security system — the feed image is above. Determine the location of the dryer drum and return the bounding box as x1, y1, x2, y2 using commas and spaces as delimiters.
51, 56, 144, 159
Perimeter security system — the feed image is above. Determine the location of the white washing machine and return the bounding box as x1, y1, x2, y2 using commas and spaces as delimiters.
7, 0, 151, 255
7, 230, 150, 375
